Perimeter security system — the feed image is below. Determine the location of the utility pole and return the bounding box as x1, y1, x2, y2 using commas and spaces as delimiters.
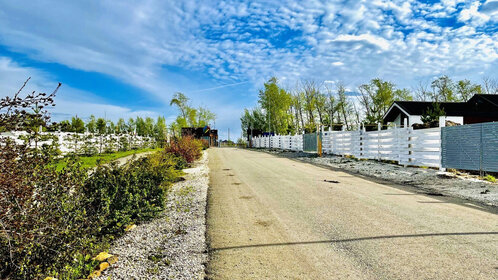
228, 128, 230, 142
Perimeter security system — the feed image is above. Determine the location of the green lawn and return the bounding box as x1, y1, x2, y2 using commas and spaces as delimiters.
56, 147, 162, 170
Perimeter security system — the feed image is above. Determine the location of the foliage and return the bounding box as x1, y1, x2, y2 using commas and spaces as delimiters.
359, 78, 412, 125
0, 78, 186, 279
165, 135, 203, 163
483, 175, 496, 183
258, 77, 292, 134
240, 108, 267, 137
82, 152, 182, 235
421, 102, 446, 125
169, 92, 216, 137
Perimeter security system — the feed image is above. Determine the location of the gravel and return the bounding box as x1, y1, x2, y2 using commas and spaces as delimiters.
263, 149, 498, 208
96, 151, 209, 280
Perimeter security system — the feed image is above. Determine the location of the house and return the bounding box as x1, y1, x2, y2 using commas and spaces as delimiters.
383, 94, 498, 126
181, 126, 218, 146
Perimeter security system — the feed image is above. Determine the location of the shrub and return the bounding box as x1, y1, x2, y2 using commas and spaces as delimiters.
165, 136, 203, 163
0, 141, 98, 279
484, 174, 496, 183
82, 152, 183, 235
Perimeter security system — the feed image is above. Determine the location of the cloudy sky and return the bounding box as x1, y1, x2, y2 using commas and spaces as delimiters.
0, 0, 497, 139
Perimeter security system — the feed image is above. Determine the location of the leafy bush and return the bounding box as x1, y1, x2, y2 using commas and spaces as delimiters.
0, 80, 185, 279
83, 153, 182, 235
165, 136, 203, 163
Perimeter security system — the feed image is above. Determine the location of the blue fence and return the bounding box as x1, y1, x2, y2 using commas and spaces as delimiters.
441, 122, 498, 172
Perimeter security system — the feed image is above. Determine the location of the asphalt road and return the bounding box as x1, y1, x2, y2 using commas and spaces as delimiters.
206, 148, 498, 280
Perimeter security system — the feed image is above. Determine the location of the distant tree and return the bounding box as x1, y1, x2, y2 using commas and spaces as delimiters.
430, 75, 457, 102
116, 118, 126, 134
358, 78, 412, 125
240, 108, 267, 137
456, 79, 482, 101
258, 77, 292, 134
71, 116, 85, 133
59, 120, 71, 132
154, 116, 167, 146
145, 117, 155, 136
336, 83, 352, 130
96, 118, 106, 134
86, 115, 96, 133
127, 118, 135, 134
482, 77, 498, 95
170, 92, 189, 120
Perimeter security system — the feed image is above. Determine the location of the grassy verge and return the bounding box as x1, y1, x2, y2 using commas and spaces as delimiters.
56, 147, 162, 170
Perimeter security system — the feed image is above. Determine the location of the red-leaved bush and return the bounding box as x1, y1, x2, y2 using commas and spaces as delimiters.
164, 135, 203, 163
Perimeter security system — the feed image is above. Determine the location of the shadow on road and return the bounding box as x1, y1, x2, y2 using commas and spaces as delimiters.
210, 231, 498, 252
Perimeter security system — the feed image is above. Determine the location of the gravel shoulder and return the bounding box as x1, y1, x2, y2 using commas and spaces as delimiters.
262, 149, 498, 208
96, 151, 209, 279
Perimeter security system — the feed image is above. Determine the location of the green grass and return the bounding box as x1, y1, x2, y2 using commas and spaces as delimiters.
56, 148, 162, 170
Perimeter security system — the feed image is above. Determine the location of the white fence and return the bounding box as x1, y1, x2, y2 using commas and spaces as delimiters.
251, 126, 442, 168
0, 131, 156, 155
252, 134, 303, 151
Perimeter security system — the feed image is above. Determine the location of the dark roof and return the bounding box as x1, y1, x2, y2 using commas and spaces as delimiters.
384, 94, 498, 122
393, 101, 466, 116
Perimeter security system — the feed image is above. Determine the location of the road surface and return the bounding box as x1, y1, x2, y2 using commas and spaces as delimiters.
206, 148, 498, 280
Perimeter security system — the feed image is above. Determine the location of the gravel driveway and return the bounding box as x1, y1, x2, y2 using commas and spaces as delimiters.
96, 151, 209, 279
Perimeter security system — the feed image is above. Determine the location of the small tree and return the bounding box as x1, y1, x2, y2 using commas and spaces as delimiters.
421, 103, 445, 127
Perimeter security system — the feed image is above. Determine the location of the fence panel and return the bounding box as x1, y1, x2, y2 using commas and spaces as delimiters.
442, 122, 498, 172
303, 133, 317, 152
482, 122, 498, 172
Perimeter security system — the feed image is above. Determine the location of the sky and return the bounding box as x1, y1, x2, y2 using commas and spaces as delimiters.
0, 0, 497, 140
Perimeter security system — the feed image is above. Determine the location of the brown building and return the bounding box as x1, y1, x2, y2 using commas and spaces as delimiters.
181, 127, 218, 146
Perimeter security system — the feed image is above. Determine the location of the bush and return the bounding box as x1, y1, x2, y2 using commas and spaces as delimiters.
83, 153, 182, 235
0, 141, 97, 279
165, 136, 203, 163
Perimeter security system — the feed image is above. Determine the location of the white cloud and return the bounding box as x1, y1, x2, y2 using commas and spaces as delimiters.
331, 34, 391, 51
458, 1, 491, 26
0, 57, 158, 122
0, 0, 497, 138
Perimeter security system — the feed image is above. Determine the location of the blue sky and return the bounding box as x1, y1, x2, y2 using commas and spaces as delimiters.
0, 0, 497, 140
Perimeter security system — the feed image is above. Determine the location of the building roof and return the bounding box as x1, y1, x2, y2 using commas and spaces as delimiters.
383, 94, 498, 122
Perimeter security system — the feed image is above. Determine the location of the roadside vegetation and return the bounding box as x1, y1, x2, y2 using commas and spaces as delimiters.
0, 79, 205, 279
54, 147, 162, 170
241, 76, 497, 135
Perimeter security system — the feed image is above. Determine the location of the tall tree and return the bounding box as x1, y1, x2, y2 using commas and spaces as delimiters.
170, 92, 189, 120
358, 78, 412, 125
456, 79, 482, 101
336, 83, 352, 130
258, 77, 292, 134
430, 75, 457, 102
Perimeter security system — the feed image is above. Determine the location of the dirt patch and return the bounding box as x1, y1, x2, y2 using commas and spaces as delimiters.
239, 195, 253, 199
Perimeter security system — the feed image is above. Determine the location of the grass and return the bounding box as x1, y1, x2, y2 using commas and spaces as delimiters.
483, 174, 496, 183
55, 147, 162, 170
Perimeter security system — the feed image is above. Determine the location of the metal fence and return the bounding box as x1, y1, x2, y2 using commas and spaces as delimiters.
303, 133, 317, 152
441, 122, 498, 172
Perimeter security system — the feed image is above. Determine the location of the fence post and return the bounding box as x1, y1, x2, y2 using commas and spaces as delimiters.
377, 123, 381, 161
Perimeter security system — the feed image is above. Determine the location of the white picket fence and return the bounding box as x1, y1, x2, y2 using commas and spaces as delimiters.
0, 131, 156, 155
251, 126, 442, 168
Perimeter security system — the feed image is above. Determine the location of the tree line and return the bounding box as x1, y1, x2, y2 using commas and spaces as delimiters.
241, 76, 498, 136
